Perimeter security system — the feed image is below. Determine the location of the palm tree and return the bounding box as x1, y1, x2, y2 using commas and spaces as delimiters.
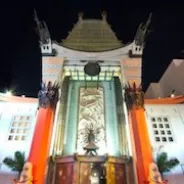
156, 152, 180, 177
3, 151, 25, 175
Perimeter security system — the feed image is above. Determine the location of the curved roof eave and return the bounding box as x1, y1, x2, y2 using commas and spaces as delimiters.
52, 41, 132, 60
60, 44, 124, 53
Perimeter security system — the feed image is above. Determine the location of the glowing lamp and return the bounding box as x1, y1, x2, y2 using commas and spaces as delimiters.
5, 91, 12, 96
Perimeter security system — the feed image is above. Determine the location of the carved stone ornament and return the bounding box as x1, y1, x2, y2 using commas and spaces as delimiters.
77, 88, 106, 155
124, 83, 144, 110
38, 81, 59, 109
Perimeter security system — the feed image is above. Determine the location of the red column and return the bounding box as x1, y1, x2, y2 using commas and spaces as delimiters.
129, 108, 153, 183
28, 107, 54, 184
125, 85, 153, 184
28, 82, 59, 184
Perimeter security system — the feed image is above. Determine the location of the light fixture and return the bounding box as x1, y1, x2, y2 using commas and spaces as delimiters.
5, 91, 12, 96
59, 170, 63, 176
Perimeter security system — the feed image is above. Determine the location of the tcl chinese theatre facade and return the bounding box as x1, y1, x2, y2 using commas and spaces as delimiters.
33, 11, 152, 184
2, 12, 184, 184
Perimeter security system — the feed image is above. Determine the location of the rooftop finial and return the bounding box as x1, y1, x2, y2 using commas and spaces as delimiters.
134, 12, 153, 46
33, 9, 50, 44
102, 11, 107, 21
78, 12, 84, 21
34, 9, 40, 26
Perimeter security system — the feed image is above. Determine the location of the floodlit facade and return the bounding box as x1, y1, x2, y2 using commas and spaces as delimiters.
0, 12, 184, 184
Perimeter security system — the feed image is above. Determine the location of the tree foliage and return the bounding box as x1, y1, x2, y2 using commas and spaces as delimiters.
156, 152, 180, 176
3, 151, 25, 174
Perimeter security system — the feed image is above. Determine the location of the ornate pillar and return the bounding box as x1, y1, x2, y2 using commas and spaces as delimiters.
124, 84, 153, 184
28, 82, 59, 184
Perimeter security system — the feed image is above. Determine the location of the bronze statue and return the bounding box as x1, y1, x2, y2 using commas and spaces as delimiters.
83, 124, 99, 156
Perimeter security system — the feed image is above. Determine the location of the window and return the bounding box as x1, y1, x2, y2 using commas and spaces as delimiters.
167, 130, 171, 135
151, 116, 174, 143
16, 129, 22, 134
168, 137, 173, 142
10, 129, 15, 133
18, 122, 24, 127
162, 137, 167, 142
157, 118, 162, 122
26, 116, 31, 120
20, 116, 24, 121
23, 129, 28, 134
25, 122, 30, 127
12, 122, 17, 127
165, 124, 170, 128
14, 116, 19, 121
152, 124, 157, 128
21, 136, 26, 140
8, 135, 13, 140
155, 137, 160, 142
159, 124, 163, 128
15, 135, 19, 140
7, 115, 32, 141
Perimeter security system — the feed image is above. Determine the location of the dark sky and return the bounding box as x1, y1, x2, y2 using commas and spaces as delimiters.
1, 3, 184, 97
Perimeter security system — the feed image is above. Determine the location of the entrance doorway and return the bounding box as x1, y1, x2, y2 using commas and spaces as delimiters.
79, 162, 106, 184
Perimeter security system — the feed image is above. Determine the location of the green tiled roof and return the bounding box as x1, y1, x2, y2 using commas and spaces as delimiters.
61, 17, 123, 52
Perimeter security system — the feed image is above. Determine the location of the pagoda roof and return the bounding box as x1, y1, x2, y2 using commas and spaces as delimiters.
61, 15, 123, 52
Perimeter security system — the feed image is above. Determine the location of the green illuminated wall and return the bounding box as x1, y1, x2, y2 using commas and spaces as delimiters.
63, 79, 120, 156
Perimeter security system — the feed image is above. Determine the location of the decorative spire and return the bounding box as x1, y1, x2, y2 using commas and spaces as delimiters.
78, 12, 84, 21
34, 9, 40, 27
101, 11, 107, 21
124, 82, 144, 110
33, 9, 50, 44
134, 13, 152, 46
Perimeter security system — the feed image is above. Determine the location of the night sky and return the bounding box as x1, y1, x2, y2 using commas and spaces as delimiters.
1, 3, 184, 97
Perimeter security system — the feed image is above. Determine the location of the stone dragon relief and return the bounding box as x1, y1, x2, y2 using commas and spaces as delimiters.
77, 88, 106, 155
